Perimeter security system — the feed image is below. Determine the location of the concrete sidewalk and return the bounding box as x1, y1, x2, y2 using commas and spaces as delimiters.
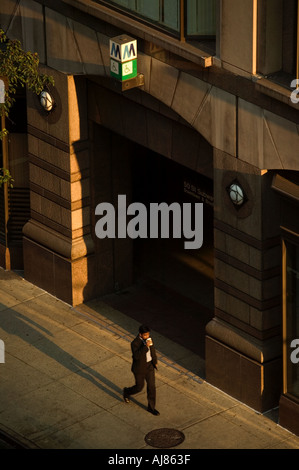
0, 268, 299, 450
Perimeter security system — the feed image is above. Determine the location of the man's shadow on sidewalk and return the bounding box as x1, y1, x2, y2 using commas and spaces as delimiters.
0, 304, 124, 403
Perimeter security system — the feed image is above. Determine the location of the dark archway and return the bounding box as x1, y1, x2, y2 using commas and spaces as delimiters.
88, 79, 214, 360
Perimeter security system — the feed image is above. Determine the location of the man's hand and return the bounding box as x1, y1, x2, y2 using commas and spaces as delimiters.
146, 338, 153, 347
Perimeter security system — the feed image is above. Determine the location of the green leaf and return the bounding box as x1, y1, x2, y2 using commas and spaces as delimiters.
0, 28, 54, 185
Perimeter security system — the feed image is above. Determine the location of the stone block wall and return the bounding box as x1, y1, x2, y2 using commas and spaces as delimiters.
206, 149, 283, 411
1, 0, 299, 172
23, 69, 96, 305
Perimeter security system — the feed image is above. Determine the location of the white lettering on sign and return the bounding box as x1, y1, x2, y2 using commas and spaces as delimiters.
184, 180, 214, 206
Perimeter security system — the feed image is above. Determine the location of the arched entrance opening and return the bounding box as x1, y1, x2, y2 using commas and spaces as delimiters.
88, 79, 214, 363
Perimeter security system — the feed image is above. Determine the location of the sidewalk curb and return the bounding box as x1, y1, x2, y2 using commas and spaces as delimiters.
0, 423, 40, 449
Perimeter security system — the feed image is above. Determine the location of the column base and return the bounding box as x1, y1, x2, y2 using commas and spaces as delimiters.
23, 236, 97, 306
0, 243, 11, 270
279, 394, 299, 437
205, 319, 282, 412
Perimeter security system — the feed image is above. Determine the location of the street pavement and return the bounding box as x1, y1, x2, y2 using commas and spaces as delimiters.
0, 267, 299, 451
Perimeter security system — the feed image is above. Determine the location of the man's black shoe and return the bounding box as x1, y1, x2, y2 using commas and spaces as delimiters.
123, 388, 130, 403
147, 408, 160, 416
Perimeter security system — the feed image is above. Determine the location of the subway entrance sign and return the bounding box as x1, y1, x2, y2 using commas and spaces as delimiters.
109, 35, 137, 81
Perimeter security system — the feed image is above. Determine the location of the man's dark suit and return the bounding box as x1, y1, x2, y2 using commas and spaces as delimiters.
126, 335, 158, 412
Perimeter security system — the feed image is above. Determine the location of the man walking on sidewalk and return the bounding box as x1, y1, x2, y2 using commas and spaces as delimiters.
123, 325, 160, 416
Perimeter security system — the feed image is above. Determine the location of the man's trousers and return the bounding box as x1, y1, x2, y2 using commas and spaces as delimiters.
126, 362, 156, 411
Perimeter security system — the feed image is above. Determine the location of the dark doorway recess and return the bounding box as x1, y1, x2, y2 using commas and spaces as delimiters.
103, 146, 214, 360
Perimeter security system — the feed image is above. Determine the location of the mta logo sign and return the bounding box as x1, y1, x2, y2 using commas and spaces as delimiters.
109, 35, 137, 63
109, 35, 138, 82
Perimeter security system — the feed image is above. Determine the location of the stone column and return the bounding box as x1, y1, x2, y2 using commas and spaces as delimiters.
205, 149, 282, 412
23, 68, 96, 306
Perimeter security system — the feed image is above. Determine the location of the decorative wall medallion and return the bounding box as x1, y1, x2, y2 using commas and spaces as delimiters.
227, 180, 247, 208
39, 89, 55, 113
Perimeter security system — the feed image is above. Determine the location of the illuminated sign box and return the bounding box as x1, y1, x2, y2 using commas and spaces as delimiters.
109, 35, 137, 82
110, 58, 137, 81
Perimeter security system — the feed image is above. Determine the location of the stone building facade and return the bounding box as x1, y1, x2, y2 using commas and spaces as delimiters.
1, 0, 299, 436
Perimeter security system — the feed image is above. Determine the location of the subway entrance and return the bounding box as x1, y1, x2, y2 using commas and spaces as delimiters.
100, 140, 214, 362
132, 148, 214, 359
132, 147, 214, 310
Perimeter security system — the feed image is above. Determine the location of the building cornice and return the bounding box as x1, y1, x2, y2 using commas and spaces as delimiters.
41, 0, 213, 67
32, 0, 299, 125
